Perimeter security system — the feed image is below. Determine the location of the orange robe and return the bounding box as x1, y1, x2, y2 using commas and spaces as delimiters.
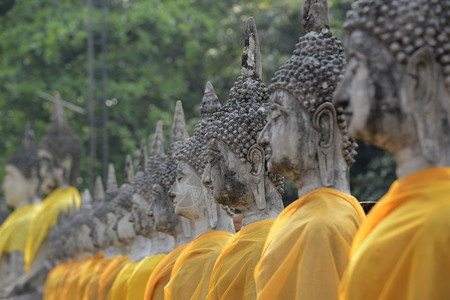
143, 244, 187, 300
25, 186, 81, 271
165, 231, 233, 300
0, 204, 40, 261
340, 167, 450, 300
97, 255, 130, 300
207, 219, 274, 300
108, 261, 140, 300
82, 256, 115, 300
255, 187, 365, 300
75, 253, 105, 300
126, 254, 166, 300
44, 261, 71, 300
61, 256, 93, 299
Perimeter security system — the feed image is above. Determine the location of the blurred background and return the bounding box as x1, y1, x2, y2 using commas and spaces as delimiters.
0, 0, 396, 211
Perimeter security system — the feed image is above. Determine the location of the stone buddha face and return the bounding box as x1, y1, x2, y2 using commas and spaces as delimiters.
2, 164, 39, 208
333, 31, 417, 153
130, 193, 154, 237
92, 216, 108, 249
147, 182, 179, 234
203, 139, 262, 210
75, 222, 96, 253
105, 212, 120, 247
38, 149, 64, 195
258, 89, 319, 182
116, 209, 135, 244
170, 161, 205, 219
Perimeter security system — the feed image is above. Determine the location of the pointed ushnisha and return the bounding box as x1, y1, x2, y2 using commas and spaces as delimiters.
138, 139, 148, 175
303, 0, 330, 33
93, 176, 105, 203
205, 17, 284, 194
21, 121, 35, 149
151, 120, 165, 157
105, 163, 119, 201
171, 100, 189, 143
241, 17, 262, 79
200, 81, 221, 118
125, 154, 135, 184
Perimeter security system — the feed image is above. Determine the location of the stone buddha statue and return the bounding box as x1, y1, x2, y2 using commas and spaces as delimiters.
145, 103, 194, 247
107, 155, 151, 262
205, 18, 286, 300
92, 164, 121, 257
203, 18, 284, 227
19, 97, 82, 296
165, 82, 235, 300
130, 135, 174, 256
0, 123, 41, 293
333, 1, 450, 299
253, 2, 366, 299
170, 81, 234, 237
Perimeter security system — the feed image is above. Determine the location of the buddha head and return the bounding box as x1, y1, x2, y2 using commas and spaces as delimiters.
146, 103, 193, 239
92, 164, 119, 249
130, 136, 160, 238
2, 122, 40, 208
71, 210, 96, 254
38, 95, 82, 194
170, 82, 227, 228
203, 18, 284, 217
109, 155, 136, 246
258, 0, 355, 194
333, 0, 450, 170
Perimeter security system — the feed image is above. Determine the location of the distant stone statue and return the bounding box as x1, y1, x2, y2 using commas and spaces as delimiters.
253, 2, 366, 299
141, 105, 196, 300
0, 123, 40, 294
333, 1, 450, 299
170, 81, 234, 236
164, 82, 234, 300
203, 18, 284, 227
205, 18, 285, 300
13, 97, 83, 296
131, 136, 175, 255
145, 102, 194, 247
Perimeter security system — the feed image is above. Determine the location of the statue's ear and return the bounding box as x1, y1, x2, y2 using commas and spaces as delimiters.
313, 102, 336, 187
247, 145, 266, 210
406, 46, 440, 163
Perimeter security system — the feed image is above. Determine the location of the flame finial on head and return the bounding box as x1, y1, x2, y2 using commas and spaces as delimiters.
241, 17, 262, 79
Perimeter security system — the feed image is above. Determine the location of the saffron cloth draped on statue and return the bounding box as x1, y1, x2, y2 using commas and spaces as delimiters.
108, 261, 139, 300
164, 231, 233, 300
340, 167, 450, 300
143, 244, 187, 300
0, 204, 40, 260
25, 186, 81, 271
125, 254, 166, 300
207, 219, 274, 300
255, 187, 365, 300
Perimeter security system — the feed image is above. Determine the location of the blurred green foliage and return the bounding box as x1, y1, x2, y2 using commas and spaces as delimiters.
0, 0, 396, 207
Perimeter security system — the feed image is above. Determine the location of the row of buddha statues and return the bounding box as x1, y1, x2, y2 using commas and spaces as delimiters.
0, 0, 449, 299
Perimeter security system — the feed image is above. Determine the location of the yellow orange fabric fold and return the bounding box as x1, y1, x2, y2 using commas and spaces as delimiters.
97, 254, 130, 300
340, 167, 450, 300
108, 261, 140, 300
0, 204, 40, 260
125, 254, 166, 300
165, 231, 233, 300
143, 244, 187, 300
25, 186, 81, 271
207, 219, 273, 300
255, 187, 365, 300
